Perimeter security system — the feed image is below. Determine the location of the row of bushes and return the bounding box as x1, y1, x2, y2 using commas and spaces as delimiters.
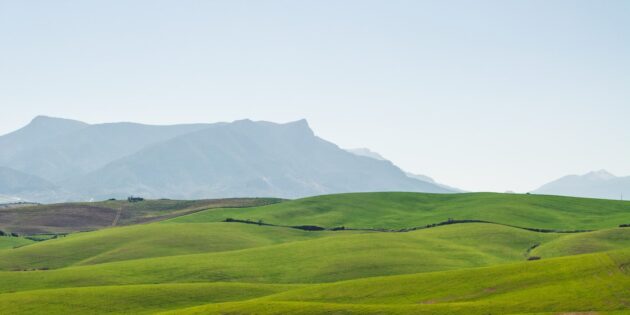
224, 218, 272, 226
0, 230, 20, 237
223, 218, 327, 231
0, 230, 67, 241
223, 217, 621, 234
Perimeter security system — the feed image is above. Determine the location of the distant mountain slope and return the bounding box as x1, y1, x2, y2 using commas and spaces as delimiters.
0, 116, 88, 163
0, 116, 452, 201
68, 119, 450, 200
347, 148, 461, 192
0, 117, 210, 182
346, 148, 387, 161
0, 166, 56, 196
0, 167, 68, 203
534, 170, 630, 200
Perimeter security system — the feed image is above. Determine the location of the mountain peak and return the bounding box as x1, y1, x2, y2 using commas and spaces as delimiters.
285, 118, 313, 133
31, 115, 57, 122
583, 170, 616, 181
0, 116, 88, 141
533, 169, 626, 200
229, 119, 314, 136
28, 115, 88, 129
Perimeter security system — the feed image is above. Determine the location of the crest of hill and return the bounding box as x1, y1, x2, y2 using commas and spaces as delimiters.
173, 192, 630, 230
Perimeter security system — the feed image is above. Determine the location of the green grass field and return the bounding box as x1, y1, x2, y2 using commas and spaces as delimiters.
164, 250, 630, 315
0, 236, 34, 251
0, 222, 332, 270
170, 192, 630, 230
533, 227, 630, 258
1, 192, 629, 314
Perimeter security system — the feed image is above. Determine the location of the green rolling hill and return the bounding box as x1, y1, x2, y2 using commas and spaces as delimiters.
0, 236, 34, 251
0, 192, 629, 314
0, 283, 300, 315
532, 227, 630, 258
1, 249, 629, 314
164, 250, 630, 315
170, 192, 630, 230
0, 223, 330, 270
0, 223, 560, 292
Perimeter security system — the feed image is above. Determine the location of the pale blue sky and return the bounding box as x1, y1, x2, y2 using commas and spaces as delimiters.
1, 0, 629, 192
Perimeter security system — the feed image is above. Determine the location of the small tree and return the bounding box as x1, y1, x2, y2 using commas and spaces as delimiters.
127, 196, 144, 203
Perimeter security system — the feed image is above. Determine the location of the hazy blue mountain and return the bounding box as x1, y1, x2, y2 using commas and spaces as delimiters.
0, 167, 56, 193
405, 172, 465, 193
1, 116, 453, 202
404, 172, 436, 184
346, 148, 387, 161
0, 116, 88, 163
533, 170, 630, 200
347, 148, 462, 192
0, 166, 63, 202
68, 119, 451, 200
0, 117, 210, 182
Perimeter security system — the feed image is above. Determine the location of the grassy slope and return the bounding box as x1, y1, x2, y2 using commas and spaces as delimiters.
0, 197, 280, 234
2, 192, 630, 314
533, 227, 630, 258
0, 236, 34, 251
0, 223, 328, 270
163, 250, 630, 315
0, 283, 300, 315
0, 223, 558, 293
5, 193, 629, 272
170, 192, 630, 230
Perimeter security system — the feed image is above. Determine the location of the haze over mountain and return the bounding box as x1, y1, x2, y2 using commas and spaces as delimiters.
0, 166, 61, 202
345, 148, 387, 161
534, 170, 630, 200
0, 116, 454, 202
347, 148, 464, 192
0, 116, 210, 183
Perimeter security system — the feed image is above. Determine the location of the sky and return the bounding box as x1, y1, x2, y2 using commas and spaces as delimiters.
1, 0, 629, 193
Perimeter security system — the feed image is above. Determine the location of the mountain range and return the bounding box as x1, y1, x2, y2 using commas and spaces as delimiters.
0, 116, 453, 202
533, 170, 630, 200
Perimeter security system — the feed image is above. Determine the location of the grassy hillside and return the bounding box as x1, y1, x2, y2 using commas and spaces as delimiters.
0, 197, 280, 234
533, 227, 630, 258
0, 236, 34, 251
1, 250, 628, 315
170, 192, 630, 230
1, 192, 630, 314
0, 223, 330, 270
163, 250, 630, 315
0, 283, 300, 315
0, 223, 561, 292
